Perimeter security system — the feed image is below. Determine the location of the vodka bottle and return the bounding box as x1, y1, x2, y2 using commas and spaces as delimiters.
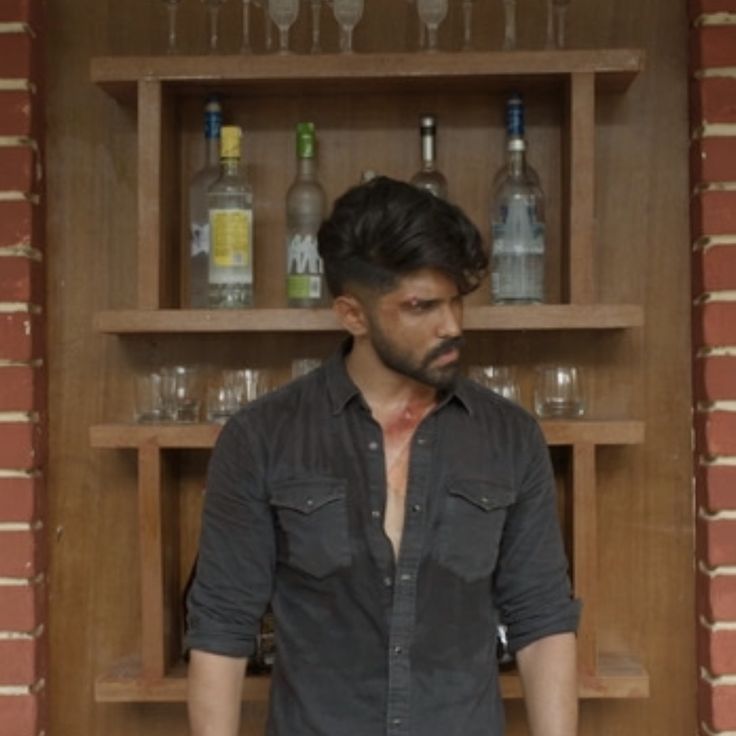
286, 122, 327, 308
410, 114, 448, 200
207, 125, 254, 308
189, 96, 222, 308
490, 93, 546, 304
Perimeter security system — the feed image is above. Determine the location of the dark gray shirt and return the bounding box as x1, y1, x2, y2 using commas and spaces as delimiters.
185, 344, 580, 736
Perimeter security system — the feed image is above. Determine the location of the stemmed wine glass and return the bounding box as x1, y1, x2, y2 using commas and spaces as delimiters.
461, 0, 474, 51
417, 0, 448, 52
201, 0, 229, 53
161, 0, 183, 54
306, 0, 323, 53
501, 0, 517, 50
252, 0, 275, 51
332, 0, 364, 53
241, 0, 253, 52
546, 0, 571, 49
268, 0, 300, 54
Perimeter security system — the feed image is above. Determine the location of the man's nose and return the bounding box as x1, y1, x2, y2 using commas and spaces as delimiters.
437, 302, 463, 338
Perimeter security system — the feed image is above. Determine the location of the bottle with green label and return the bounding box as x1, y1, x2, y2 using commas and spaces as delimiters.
207, 125, 253, 308
286, 122, 327, 308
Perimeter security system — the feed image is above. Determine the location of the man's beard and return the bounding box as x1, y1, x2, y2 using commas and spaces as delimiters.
367, 317, 464, 391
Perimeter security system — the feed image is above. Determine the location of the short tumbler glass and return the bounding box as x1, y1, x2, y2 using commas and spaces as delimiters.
533, 364, 585, 418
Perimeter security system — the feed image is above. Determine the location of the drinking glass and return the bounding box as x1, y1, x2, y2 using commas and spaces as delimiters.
224, 368, 270, 406
161, 0, 183, 54
252, 0, 274, 51
162, 366, 203, 423
134, 372, 171, 423
403, 0, 426, 51
201, 0, 229, 53
468, 365, 520, 403
553, 0, 571, 49
501, 0, 516, 50
241, 0, 253, 52
461, 0, 474, 51
206, 380, 240, 423
417, 0, 448, 52
268, 0, 300, 53
307, 0, 323, 53
533, 364, 585, 418
332, 0, 364, 53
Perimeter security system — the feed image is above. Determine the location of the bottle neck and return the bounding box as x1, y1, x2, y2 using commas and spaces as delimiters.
421, 132, 437, 168
205, 136, 220, 167
296, 156, 317, 179
220, 157, 241, 175
507, 141, 526, 176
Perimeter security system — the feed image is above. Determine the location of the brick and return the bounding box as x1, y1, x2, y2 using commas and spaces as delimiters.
694, 302, 736, 346
0, 639, 42, 686
698, 568, 736, 619
690, 0, 736, 18
0, 34, 33, 79
695, 410, 736, 455
0, 423, 41, 470
0, 147, 35, 193
0, 693, 41, 736
699, 515, 736, 565
693, 78, 736, 124
700, 677, 736, 731
0, 313, 42, 362
693, 245, 736, 293
0, 258, 42, 303
0, 91, 34, 137
0, 201, 40, 249
0, 365, 42, 411
700, 626, 736, 676
691, 137, 736, 182
0, 583, 44, 632
693, 190, 736, 235
695, 355, 736, 400
0, 528, 43, 577
0, 476, 40, 522
693, 26, 736, 69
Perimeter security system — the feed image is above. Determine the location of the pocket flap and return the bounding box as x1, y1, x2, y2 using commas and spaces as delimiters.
270, 477, 346, 515
447, 479, 514, 512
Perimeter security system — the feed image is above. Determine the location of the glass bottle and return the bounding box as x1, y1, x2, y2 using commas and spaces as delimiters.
286, 122, 327, 308
490, 93, 546, 304
189, 96, 222, 309
410, 114, 448, 199
207, 125, 254, 308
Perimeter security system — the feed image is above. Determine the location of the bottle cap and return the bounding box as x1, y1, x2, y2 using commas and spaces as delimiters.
204, 96, 222, 140
296, 122, 316, 159
419, 114, 437, 132
220, 125, 242, 159
506, 93, 525, 138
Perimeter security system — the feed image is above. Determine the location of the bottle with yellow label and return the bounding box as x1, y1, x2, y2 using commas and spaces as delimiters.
207, 125, 254, 308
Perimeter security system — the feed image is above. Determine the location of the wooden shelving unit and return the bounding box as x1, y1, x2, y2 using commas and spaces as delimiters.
90, 47, 649, 705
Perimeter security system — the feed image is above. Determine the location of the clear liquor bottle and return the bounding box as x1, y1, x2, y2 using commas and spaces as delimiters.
490, 93, 546, 304
189, 96, 222, 309
286, 122, 327, 308
207, 125, 254, 308
410, 114, 448, 199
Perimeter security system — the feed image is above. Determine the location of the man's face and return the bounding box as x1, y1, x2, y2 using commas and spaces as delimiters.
362, 268, 465, 390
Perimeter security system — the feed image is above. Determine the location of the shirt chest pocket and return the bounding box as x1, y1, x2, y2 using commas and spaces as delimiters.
435, 479, 514, 583
270, 477, 351, 579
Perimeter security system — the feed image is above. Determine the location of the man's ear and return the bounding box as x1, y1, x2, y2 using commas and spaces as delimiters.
333, 294, 369, 337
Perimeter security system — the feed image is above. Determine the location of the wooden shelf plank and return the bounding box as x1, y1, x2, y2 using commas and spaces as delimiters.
94, 304, 644, 334
90, 50, 645, 102
90, 420, 644, 449
95, 652, 649, 702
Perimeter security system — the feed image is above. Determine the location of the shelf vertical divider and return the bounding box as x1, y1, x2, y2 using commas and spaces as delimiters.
572, 442, 597, 677
137, 440, 168, 679
564, 72, 596, 304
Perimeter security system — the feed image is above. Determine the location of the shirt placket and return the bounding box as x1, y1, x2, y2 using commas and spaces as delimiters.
385, 416, 435, 736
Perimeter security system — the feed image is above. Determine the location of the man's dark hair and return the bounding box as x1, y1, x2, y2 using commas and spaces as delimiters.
317, 176, 488, 297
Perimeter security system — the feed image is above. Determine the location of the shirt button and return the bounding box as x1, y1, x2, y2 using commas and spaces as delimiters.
393, 645, 403, 655
392, 718, 402, 726
371, 509, 381, 519
383, 576, 393, 587
400, 573, 411, 582
412, 503, 422, 513
416, 436, 427, 446
368, 440, 379, 451
306, 498, 314, 507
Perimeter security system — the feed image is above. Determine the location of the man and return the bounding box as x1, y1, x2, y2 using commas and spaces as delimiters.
186, 177, 580, 736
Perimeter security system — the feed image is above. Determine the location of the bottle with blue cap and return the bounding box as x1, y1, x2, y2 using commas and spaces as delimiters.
490, 93, 546, 304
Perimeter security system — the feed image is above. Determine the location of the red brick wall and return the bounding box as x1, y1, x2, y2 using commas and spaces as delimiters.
0, 1, 47, 735
691, 1, 736, 733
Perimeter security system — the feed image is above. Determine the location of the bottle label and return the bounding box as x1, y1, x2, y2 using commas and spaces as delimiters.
210, 209, 252, 268
191, 223, 210, 257
288, 275, 323, 300
492, 201, 545, 255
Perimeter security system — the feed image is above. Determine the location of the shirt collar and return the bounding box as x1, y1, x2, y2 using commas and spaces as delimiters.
325, 338, 473, 417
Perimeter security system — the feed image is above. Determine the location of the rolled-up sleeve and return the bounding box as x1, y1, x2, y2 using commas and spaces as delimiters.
184, 415, 275, 658
493, 419, 581, 654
